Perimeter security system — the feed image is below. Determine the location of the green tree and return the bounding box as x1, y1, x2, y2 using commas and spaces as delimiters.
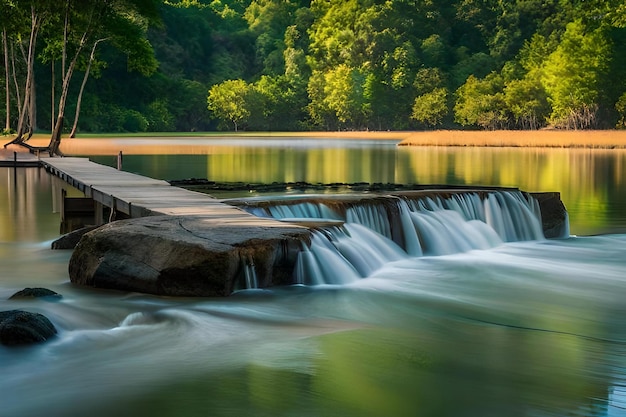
615, 91, 626, 128
169, 79, 211, 131
503, 75, 549, 129
421, 34, 446, 68
145, 99, 175, 131
541, 20, 611, 129
307, 64, 368, 130
0, 0, 24, 133
454, 73, 508, 130
244, 0, 300, 75
450, 51, 494, 88
308, 0, 365, 70
253, 74, 306, 130
207, 79, 261, 131
5, 0, 626, 134
411, 87, 448, 128
5, 0, 54, 142
324, 64, 367, 127
47, 0, 160, 154
306, 69, 331, 129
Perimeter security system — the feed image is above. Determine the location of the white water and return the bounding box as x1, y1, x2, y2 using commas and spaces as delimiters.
3, 234, 626, 417
255, 191, 548, 285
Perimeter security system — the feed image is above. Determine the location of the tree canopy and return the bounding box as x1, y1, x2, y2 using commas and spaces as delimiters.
2, 0, 626, 136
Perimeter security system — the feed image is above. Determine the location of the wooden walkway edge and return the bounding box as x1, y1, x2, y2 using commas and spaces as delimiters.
40, 157, 255, 221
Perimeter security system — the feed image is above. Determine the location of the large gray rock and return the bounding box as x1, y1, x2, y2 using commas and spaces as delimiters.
52, 225, 100, 250
0, 310, 57, 346
69, 215, 310, 297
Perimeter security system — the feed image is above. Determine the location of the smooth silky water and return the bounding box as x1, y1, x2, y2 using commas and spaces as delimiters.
2, 138, 626, 417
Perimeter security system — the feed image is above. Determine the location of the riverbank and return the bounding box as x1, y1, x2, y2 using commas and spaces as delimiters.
3, 133, 410, 156
5, 129, 626, 151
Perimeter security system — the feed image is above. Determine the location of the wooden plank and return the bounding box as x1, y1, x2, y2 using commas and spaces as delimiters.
40, 157, 263, 223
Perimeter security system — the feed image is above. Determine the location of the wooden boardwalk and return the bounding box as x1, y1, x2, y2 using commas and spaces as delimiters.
40, 157, 255, 221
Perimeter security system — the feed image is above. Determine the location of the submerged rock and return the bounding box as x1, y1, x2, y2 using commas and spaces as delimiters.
69, 215, 310, 297
9, 288, 62, 300
0, 310, 57, 346
52, 225, 100, 250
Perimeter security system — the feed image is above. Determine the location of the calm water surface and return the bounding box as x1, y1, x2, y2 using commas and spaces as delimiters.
76, 138, 626, 235
1, 138, 626, 417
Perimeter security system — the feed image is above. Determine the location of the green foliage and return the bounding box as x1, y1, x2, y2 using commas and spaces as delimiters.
454, 73, 508, 130
411, 88, 449, 128
306, 64, 369, 130
146, 99, 176, 131
504, 75, 549, 129
541, 20, 610, 128
123, 109, 149, 132
7, 0, 626, 133
615, 92, 626, 128
168, 79, 212, 131
207, 79, 261, 131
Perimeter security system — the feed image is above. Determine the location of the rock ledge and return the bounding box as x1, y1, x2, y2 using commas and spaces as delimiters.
69, 215, 309, 297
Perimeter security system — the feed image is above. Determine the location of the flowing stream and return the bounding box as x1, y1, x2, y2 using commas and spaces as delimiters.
239, 190, 547, 285
1, 139, 626, 417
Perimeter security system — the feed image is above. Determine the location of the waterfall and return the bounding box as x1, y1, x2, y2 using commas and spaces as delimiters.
294, 232, 361, 285
244, 260, 258, 289
233, 255, 259, 291
242, 190, 548, 285
293, 223, 407, 285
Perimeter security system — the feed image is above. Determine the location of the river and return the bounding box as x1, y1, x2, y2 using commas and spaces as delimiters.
1, 137, 626, 417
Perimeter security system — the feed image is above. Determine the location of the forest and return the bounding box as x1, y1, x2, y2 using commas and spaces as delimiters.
2, 0, 626, 139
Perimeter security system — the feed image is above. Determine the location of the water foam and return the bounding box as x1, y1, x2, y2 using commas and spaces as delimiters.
248, 191, 548, 285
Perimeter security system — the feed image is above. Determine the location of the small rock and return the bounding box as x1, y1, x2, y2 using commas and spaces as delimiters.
0, 310, 57, 346
9, 288, 62, 300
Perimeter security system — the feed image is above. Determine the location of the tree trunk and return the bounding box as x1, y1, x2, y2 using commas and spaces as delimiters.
69, 38, 106, 138
10, 42, 21, 124
48, 31, 87, 155
14, 8, 40, 142
51, 60, 55, 131
29, 73, 36, 134
3, 28, 10, 132
48, 0, 90, 154
49, 115, 64, 156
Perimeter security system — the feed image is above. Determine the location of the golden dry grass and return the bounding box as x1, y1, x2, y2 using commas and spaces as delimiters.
398, 130, 626, 148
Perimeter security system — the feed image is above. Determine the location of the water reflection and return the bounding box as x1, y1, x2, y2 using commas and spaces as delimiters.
4, 142, 626, 236
84, 142, 626, 235
0, 167, 60, 242
397, 147, 626, 235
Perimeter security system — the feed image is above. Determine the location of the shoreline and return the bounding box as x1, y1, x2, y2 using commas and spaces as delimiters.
4, 130, 626, 152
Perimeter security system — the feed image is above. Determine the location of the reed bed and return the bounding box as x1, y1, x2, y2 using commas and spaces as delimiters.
398, 130, 626, 148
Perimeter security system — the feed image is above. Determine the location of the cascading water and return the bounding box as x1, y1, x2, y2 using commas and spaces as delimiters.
243, 256, 259, 289
243, 190, 549, 286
